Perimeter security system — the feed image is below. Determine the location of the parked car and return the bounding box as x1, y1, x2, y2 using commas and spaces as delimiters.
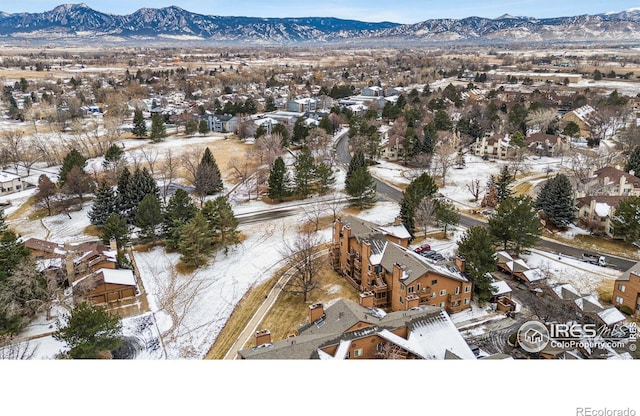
414, 244, 431, 253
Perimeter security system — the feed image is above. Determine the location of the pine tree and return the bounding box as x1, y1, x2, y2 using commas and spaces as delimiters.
294, 147, 315, 198
611, 196, 640, 245
457, 226, 497, 303
625, 146, 640, 178
53, 302, 122, 359
115, 167, 133, 218
185, 119, 198, 136
0, 221, 30, 284
345, 167, 376, 208
346, 150, 367, 184
292, 117, 309, 145
163, 188, 197, 250
535, 173, 575, 229
319, 115, 333, 135
398, 172, 438, 238
194, 147, 223, 203
435, 200, 460, 237
126, 167, 159, 221
101, 213, 129, 247
178, 212, 215, 268
488, 195, 541, 254
132, 109, 147, 138
314, 162, 336, 195
134, 193, 162, 242
202, 196, 239, 254
103, 144, 124, 171
59, 149, 86, 186
89, 181, 118, 226
198, 119, 210, 136
150, 113, 167, 142
494, 166, 514, 204
267, 156, 290, 202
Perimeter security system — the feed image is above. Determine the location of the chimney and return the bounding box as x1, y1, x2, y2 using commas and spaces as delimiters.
455, 256, 465, 273
64, 242, 75, 283
109, 238, 118, 252
255, 329, 271, 347
393, 216, 402, 226
309, 303, 324, 323
359, 292, 375, 308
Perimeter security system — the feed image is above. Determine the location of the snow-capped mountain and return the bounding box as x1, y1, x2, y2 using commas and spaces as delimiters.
0, 3, 639, 43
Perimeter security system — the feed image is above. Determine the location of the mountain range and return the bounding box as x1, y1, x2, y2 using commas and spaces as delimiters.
1, 3, 640, 44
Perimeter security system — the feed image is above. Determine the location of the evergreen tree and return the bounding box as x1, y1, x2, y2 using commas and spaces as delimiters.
178, 212, 215, 268
115, 167, 133, 217
457, 226, 498, 303
272, 124, 290, 147
422, 123, 437, 154
494, 166, 514, 204
101, 213, 129, 247
611, 196, 640, 245
198, 119, 210, 136
163, 188, 197, 250
434, 109, 452, 131
132, 109, 147, 138
103, 144, 124, 171
0, 220, 30, 284
126, 167, 159, 221
535, 174, 575, 229
319, 115, 333, 135
267, 156, 290, 202
488, 195, 541, 254
185, 119, 198, 136
59, 149, 86, 186
293, 147, 315, 198
562, 121, 580, 138
150, 113, 167, 142
53, 302, 122, 359
89, 181, 118, 226
625, 146, 640, 178
134, 193, 162, 242
435, 200, 460, 237
194, 147, 223, 203
314, 162, 336, 195
0, 257, 48, 335
399, 173, 438, 238
345, 167, 376, 208
346, 150, 367, 184
202, 196, 239, 254
292, 117, 309, 145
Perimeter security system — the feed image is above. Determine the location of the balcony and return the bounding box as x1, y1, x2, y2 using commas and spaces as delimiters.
446, 304, 465, 314
448, 293, 462, 302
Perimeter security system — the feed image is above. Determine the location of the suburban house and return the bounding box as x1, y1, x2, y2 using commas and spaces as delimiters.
612, 261, 640, 317
470, 134, 516, 160
203, 113, 238, 133
362, 86, 384, 97
495, 251, 546, 287
331, 216, 472, 314
525, 133, 570, 157
575, 196, 624, 236
0, 171, 23, 196
561, 105, 598, 138
581, 167, 640, 198
547, 282, 626, 328
287, 97, 318, 113
237, 300, 478, 359
72, 268, 138, 305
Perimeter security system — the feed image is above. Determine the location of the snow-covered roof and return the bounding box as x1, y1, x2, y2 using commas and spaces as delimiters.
100, 268, 137, 286
594, 202, 612, 217
575, 295, 604, 312
552, 283, 581, 300
408, 310, 476, 360
377, 223, 412, 240
490, 280, 512, 296
596, 307, 626, 326
572, 105, 595, 122
0, 171, 21, 182
522, 268, 545, 282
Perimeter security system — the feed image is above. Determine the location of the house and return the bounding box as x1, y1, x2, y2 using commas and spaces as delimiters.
0, 171, 23, 196
362, 86, 384, 97
583, 167, 640, 198
561, 105, 597, 138
237, 300, 476, 359
287, 97, 318, 113
612, 261, 640, 317
495, 251, 546, 287
525, 133, 570, 157
470, 134, 516, 160
203, 114, 238, 133
331, 216, 472, 314
72, 268, 138, 305
575, 196, 624, 236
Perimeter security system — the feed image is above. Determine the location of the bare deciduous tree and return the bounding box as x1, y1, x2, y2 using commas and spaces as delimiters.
432, 134, 457, 187
158, 149, 177, 204
278, 231, 325, 303
467, 178, 482, 202
415, 196, 437, 237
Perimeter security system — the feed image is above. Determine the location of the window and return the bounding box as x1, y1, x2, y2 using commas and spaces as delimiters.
417, 283, 421, 291
400, 296, 404, 304
439, 302, 445, 308
376, 343, 384, 352
431, 279, 438, 285
431, 292, 436, 298
400, 284, 405, 291
408, 286, 414, 294
354, 348, 363, 357
440, 289, 446, 296
368, 265, 371, 271
455, 286, 460, 295
454, 301, 460, 307
464, 298, 469, 305
465, 285, 471, 293
618, 284, 626, 293
616, 296, 624, 305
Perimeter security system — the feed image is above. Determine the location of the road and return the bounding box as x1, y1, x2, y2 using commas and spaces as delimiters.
335, 132, 637, 272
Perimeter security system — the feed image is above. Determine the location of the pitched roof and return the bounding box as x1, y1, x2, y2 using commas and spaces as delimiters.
551, 283, 581, 301
617, 261, 640, 281
341, 215, 410, 242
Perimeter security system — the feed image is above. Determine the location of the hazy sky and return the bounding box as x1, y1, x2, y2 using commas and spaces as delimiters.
3, 1, 640, 24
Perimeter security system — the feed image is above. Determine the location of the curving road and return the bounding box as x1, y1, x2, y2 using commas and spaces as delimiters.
335, 132, 637, 272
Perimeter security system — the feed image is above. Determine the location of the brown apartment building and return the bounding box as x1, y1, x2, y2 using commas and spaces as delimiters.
331, 216, 472, 314
612, 261, 640, 316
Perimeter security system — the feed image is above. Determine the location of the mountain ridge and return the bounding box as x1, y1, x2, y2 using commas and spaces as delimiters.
1, 3, 639, 44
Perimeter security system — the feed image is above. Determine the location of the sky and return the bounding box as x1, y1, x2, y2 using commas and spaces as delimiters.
2, 1, 640, 24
